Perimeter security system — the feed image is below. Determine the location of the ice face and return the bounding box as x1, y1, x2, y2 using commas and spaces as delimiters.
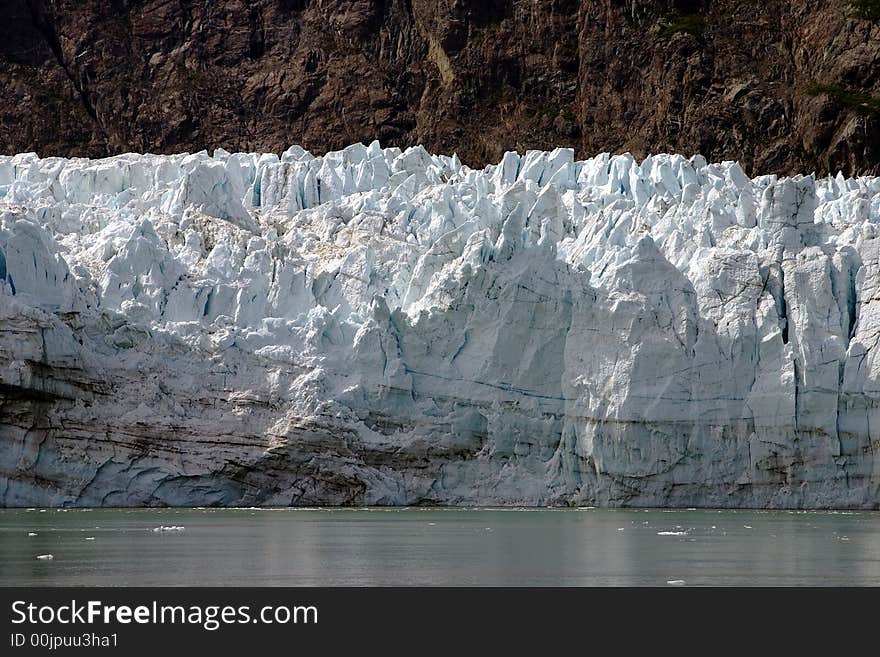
1, 142, 879, 508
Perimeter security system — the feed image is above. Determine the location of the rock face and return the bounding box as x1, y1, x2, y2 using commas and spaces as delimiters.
1, 1, 879, 176
1, 142, 879, 508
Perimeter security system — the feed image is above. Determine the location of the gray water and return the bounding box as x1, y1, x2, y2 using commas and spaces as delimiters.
1, 507, 879, 586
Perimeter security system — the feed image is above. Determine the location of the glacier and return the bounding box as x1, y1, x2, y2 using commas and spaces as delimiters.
1, 141, 879, 508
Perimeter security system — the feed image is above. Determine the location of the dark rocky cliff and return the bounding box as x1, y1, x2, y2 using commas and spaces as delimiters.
1, 0, 879, 175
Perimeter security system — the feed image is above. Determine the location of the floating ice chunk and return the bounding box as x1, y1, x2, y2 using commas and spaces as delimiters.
36, 554, 53, 560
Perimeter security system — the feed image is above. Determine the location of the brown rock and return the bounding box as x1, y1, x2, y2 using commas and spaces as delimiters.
1, 0, 878, 175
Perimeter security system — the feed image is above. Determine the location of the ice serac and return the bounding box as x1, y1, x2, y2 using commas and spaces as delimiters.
1, 144, 879, 508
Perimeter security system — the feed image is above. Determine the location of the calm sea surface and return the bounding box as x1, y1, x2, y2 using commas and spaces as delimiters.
1, 507, 879, 586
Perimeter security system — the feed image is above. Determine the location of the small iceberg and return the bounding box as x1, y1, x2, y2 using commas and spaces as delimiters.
27, 532, 37, 537
667, 579, 686, 586
84, 537, 96, 541
152, 525, 186, 532
35, 554, 53, 561
657, 531, 688, 536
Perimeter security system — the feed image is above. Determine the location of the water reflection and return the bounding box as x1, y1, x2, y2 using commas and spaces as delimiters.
0, 508, 878, 586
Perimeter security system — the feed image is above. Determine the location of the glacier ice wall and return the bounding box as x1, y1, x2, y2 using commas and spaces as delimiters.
1, 142, 879, 508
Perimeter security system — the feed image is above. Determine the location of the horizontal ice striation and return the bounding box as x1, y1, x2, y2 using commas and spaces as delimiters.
1, 141, 880, 508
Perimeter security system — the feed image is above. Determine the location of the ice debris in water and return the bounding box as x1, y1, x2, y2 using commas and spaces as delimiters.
152, 525, 186, 532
